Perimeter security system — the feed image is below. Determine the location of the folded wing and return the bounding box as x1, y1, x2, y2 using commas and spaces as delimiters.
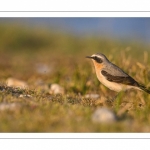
101, 70, 139, 87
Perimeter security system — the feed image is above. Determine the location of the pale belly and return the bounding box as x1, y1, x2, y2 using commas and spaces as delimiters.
96, 71, 135, 92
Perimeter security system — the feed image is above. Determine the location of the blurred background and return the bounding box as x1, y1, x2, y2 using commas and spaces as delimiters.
0, 18, 150, 52
1, 18, 150, 42
0, 17, 150, 86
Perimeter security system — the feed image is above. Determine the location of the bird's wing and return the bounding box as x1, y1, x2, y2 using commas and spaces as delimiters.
105, 62, 129, 77
101, 70, 139, 87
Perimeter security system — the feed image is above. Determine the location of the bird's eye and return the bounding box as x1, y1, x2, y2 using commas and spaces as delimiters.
94, 56, 103, 63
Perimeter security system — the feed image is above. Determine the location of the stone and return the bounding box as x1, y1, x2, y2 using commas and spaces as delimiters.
92, 107, 117, 123
19, 94, 32, 98
49, 83, 64, 94
6, 77, 28, 89
85, 94, 100, 99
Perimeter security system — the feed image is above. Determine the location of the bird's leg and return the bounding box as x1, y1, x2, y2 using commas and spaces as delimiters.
111, 92, 120, 102
114, 91, 125, 111
113, 91, 126, 101
106, 91, 125, 104
106, 92, 120, 103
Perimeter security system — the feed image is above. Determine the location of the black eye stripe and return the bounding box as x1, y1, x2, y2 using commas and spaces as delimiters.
93, 56, 103, 63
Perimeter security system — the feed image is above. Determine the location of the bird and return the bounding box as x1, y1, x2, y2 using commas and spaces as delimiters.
86, 53, 150, 94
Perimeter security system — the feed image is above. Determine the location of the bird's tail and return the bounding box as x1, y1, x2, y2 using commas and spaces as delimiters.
138, 84, 150, 94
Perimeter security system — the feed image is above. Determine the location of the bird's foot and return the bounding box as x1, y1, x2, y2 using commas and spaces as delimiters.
105, 93, 119, 103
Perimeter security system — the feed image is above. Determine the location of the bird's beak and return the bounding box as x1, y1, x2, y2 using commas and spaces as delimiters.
86, 56, 93, 59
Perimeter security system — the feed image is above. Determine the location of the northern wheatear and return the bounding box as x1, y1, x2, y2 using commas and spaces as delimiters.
86, 53, 150, 94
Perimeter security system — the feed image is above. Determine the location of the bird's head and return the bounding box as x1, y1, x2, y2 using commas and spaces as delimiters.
86, 53, 109, 68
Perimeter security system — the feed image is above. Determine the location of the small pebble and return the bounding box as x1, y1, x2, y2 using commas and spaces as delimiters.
6, 77, 28, 89
49, 83, 64, 94
85, 94, 100, 99
92, 107, 117, 123
19, 94, 32, 98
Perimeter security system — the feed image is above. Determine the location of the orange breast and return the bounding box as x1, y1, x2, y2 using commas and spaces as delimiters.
92, 61, 104, 80
93, 60, 104, 70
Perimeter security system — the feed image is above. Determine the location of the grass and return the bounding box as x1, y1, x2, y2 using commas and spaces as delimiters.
0, 23, 150, 132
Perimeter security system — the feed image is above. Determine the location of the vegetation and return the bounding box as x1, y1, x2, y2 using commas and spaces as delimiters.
0, 23, 150, 132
